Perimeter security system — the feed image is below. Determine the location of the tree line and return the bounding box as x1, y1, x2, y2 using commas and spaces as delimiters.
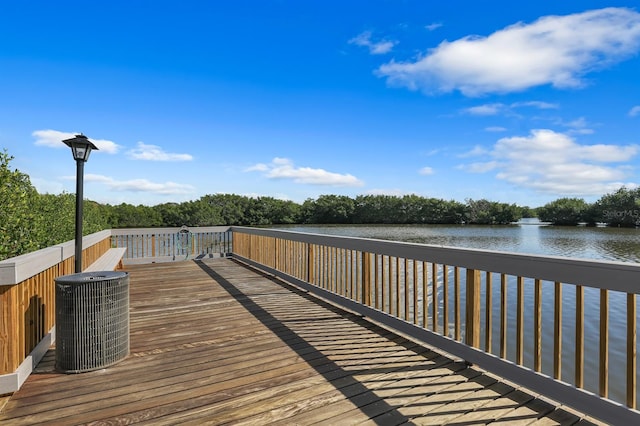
1, 149, 638, 260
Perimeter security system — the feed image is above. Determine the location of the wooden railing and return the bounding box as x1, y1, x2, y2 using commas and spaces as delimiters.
111, 226, 232, 264
230, 226, 640, 425
0, 230, 112, 392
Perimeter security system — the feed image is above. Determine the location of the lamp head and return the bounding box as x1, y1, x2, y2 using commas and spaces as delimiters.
62, 134, 99, 162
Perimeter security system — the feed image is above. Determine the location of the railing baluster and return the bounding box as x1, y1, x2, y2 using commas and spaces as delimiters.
554, 281, 563, 380
423, 261, 428, 328
600, 288, 609, 398
432, 263, 438, 333
455, 266, 460, 341
374, 254, 379, 309
534, 279, 542, 372
338, 247, 342, 293
387, 255, 392, 314
628, 293, 637, 409
307, 244, 314, 285
405, 258, 410, 321
352, 250, 357, 300
576, 285, 585, 388
517, 276, 524, 365
413, 260, 419, 325
396, 256, 401, 317
443, 265, 449, 337
501, 274, 507, 359
382, 255, 388, 313
363, 252, 371, 306
485, 271, 492, 352
465, 268, 481, 348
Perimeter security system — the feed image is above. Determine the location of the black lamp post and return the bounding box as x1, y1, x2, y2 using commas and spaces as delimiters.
63, 134, 99, 273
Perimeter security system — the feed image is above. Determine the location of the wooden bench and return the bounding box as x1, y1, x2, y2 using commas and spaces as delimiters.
85, 247, 127, 272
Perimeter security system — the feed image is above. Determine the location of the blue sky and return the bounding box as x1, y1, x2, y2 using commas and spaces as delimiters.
1, 1, 639, 207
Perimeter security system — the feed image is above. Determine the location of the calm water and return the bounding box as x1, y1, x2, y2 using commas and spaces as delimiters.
277, 219, 640, 263
275, 221, 640, 404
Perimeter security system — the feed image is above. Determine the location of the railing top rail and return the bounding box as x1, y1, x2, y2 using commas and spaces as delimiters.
0, 230, 112, 285
110, 226, 231, 236
231, 226, 640, 293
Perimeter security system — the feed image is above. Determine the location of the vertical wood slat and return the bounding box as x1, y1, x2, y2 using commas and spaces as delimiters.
454, 267, 460, 341
413, 260, 419, 325
443, 265, 449, 337
422, 261, 428, 329
600, 288, 609, 398
363, 252, 371, 306
321, 246, 327, 291
534, 279, 542, 372
501, 274, 507, 359
342, 249, 347, 297
432, 263, 438, 334
516, 276, 524, 365
386, 255, 392, 314
404, 258, 409, 322
465, 268, 481, 348
628, 293, 637, 409
334, 247, 340, 295
308, 244, 315, 286
374, 254, 379, 310
1, 285, 18, 373
485, 272, 492, 352
357, 250, 362, 299
382, 255, 388, 313
576, 285, 585, 388
395, 257, 400, 318
554, 281, 563, 380
336, 247, 340, 296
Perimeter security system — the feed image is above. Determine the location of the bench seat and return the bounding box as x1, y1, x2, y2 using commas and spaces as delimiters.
85, 247, 127, 272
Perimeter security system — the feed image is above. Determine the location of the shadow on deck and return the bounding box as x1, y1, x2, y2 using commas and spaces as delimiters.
0, 258, 601, 425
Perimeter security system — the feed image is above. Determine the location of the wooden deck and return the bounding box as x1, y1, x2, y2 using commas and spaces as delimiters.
0, 258, 603, 425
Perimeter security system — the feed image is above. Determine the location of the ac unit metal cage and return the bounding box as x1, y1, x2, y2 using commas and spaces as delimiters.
55, 271, 130, 373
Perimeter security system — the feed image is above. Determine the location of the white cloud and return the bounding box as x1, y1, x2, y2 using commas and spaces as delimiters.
127, 142, 193, 161
419, 166, 434, 175
245, 163, 269, 172
32, 129, 120, 154
465, 100, 559, 117
461, 129, 639, 195
463, 103, 505, 115
559, 116, 595, 135
82, 174, 195, 195
349, 31, 396, 55
460, 161, 501, 173
511, 101, 559, 109
485, 126, 507, 132
629, 106, 640, 117
459, 145, 490, 157
31, 177, 64, 195
377, 8, 640, 96
564, 117, 589, 128
246, 157, 364, 186
425, 22, 443, 31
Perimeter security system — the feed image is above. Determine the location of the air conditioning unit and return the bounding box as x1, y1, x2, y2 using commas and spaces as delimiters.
55, 271, 129, 373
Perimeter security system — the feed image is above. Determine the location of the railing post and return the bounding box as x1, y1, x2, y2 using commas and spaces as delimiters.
465, 268, 481, 348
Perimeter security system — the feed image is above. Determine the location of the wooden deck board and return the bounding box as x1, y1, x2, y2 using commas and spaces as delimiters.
0, 258, 601, 425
